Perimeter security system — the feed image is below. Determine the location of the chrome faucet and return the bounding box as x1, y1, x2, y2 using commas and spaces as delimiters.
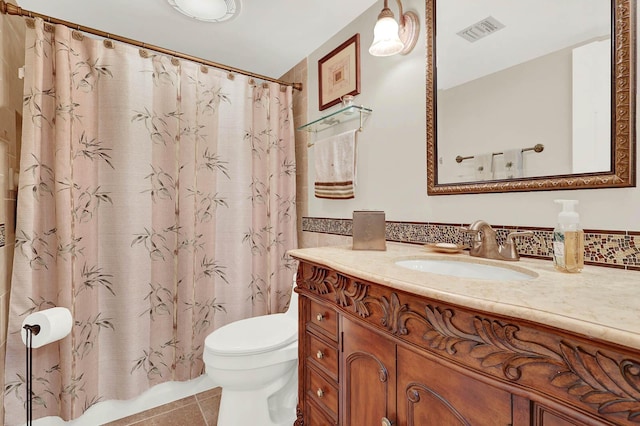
462, 220, 533, 261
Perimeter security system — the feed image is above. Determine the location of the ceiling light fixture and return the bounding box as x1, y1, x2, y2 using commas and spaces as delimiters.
168, 0, 240, 23
369, 0, 419, 57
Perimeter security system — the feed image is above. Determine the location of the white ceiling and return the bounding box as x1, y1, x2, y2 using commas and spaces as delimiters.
15, 0, 379, 79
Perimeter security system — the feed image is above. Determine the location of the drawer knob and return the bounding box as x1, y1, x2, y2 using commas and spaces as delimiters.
316, 350, 325, 359
382, 417, 394, 426
316, 388, 324, 398
316, 313, 324, 322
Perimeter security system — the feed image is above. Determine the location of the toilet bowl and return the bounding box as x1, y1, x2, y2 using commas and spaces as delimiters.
203, 280, 299, 426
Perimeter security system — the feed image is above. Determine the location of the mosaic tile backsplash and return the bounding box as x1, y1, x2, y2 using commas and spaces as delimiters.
302, 217, 640, 271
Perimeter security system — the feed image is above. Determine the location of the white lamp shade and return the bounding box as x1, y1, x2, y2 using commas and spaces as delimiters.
369, 16, 404, 56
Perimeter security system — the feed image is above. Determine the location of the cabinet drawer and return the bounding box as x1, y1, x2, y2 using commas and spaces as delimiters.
306, 333, 338, 381
306, 399, 338, 426
307, 299, 338, 340
306, 366, 338, 418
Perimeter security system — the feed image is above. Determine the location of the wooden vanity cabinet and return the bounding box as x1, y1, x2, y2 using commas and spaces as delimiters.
294, 259, 640, 426
296, 261, 640, 426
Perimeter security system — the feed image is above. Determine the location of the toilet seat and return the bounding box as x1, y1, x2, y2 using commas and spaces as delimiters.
205, 313, 297, 356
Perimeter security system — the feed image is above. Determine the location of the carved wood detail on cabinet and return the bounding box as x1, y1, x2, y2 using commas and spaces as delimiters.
296, 261, 640, 424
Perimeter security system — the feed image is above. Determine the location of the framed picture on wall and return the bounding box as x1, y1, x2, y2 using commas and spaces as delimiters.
318, 33, 361, 111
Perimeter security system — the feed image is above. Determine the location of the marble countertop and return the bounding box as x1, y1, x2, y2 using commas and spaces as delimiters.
288, 243, 640, 351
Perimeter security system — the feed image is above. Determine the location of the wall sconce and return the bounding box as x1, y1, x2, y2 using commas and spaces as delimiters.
368, 0, 419, 57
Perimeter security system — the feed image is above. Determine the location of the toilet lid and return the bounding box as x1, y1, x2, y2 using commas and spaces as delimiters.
205, 314, 297, 356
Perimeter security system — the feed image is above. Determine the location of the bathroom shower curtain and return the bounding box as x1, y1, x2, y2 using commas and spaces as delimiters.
4, 18, 297, 424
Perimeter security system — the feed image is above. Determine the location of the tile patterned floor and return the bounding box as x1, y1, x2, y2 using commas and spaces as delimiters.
102, 387, 221, 426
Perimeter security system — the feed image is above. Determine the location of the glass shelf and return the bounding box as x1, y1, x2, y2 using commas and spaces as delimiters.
296, 105, 372, 133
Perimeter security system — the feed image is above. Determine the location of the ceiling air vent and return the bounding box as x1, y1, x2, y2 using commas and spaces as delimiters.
456, 16, 505, 43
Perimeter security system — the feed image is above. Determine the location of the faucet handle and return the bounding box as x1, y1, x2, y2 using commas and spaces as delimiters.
500, 231, 534, 261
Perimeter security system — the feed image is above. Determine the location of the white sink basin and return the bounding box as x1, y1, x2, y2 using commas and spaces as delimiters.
395, 258, 537, 281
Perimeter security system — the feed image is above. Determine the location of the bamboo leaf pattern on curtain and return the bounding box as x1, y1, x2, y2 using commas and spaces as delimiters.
4, 18, 296, 425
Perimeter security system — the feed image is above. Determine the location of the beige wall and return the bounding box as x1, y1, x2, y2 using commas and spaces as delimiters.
0, 6, 25, 422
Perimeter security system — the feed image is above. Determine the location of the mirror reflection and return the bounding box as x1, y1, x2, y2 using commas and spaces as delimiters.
436, 0, 611, 184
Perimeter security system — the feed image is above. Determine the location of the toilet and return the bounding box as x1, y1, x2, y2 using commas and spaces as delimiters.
203, 280, 299, 426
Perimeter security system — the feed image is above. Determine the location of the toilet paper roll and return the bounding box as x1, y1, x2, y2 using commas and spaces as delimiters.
21, 307, 73, 348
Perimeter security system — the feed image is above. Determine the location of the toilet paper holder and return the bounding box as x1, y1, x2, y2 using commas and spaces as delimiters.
21, 307, 73, 425
23, 323, 40, 426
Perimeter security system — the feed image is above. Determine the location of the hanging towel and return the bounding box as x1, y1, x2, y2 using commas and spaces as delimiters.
473, 153, 494, 181
314, 129, 357, 199
495, 148, 523, 179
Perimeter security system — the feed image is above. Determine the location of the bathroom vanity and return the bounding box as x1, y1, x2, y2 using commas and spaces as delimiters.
289, 243, 640, 425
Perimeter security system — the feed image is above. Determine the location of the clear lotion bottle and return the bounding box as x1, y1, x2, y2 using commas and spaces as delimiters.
552, 199, 584, 273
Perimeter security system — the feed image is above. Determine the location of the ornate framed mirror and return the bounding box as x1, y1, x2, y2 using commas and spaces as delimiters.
426, 0, 636, 195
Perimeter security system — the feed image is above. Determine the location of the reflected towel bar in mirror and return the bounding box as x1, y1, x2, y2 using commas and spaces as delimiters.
455, 143, 544, 163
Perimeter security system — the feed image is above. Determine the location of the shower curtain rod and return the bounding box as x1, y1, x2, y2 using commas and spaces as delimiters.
0, 0, 303, 91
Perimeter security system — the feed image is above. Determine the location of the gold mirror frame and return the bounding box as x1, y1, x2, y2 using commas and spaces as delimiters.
426, 0, 637, 195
